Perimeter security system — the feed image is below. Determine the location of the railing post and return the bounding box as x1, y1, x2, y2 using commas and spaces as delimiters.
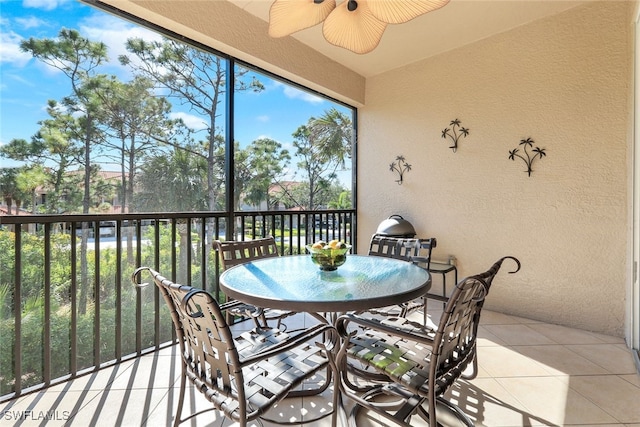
225, 58, 235, 242
44, 223, 51, 386
13, 226, 22, 396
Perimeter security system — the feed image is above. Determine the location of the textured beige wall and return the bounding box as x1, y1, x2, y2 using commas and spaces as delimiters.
359, 2, 633, 336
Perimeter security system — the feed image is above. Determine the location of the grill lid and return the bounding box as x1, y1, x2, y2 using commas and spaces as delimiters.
375, 215, 416, 237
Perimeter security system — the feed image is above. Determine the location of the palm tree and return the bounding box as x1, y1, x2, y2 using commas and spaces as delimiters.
15, 166, 48, 214
0, 168, 24, 214
307, 108, 353, 168
292, 109, 353, 210
328, 191, 352, 209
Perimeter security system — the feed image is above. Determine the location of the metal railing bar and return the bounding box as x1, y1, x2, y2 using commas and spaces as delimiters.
14, 227, 22, 395
154, 219, 161, 349
296, 213, 302, 252
0, 211, 229, 225
94, 221, 100, 368
213, 217, 221, 300
44, 223, 51, 387
278, 214, 284, 252
115, 220, 123, 361
70, 226, 78, 377
135, 219, 143, 356
200, 217, 206, 291
186, 219, 192, 287
274, 214, 279, 242
170, 220, 177, 283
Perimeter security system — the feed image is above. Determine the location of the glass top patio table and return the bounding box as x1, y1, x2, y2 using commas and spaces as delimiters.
219, 254, 431, 313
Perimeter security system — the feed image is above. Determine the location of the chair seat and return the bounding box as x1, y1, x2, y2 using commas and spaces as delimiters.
341, 316, 461, 396
186, 326, 331, 422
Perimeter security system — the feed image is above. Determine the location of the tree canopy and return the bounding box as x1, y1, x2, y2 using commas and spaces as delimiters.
2, 28, 354, 217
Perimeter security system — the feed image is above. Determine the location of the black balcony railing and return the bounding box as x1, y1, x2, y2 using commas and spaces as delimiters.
0, 209, 356, 402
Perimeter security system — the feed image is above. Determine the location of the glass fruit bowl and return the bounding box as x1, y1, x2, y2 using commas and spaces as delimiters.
306, 243, 351, 271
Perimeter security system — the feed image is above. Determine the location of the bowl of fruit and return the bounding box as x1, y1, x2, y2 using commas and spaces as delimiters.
306, 240, 352, 271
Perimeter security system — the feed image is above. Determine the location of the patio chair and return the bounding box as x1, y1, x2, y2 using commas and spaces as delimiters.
335, 256, 520, 427
132, 267, 339, 427
366, 235, 436, 320
214, 237, 295, 329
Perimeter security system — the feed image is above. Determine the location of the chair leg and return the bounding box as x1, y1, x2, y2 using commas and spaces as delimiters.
332, 381, 342, 427
174, 366, 187, 427
328, 341, 341, 427
433, 397, 475, 427
423, 297, 428, 326
461, 353, 479, 380
275, 314, 294, 332
347, 384, 421, 426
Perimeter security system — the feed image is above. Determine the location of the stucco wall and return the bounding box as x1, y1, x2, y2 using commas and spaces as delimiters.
358, 1, 633, 336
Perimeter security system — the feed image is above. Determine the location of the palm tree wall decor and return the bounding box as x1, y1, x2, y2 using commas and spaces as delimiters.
389, 155, 411, 185
441, 118, 469, 152
508, 137, 547, 177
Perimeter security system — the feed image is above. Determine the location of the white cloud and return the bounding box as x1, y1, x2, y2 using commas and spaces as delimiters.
15, 16, 47, 29
0, 30, 31, 66
282, 85, 324, 104
4, 72, 35, 87
79, 13, 163, 71
256, 115, 270, 123
23, 0, 70, 11
267, 81, 325, 104
169, 112, 208, 131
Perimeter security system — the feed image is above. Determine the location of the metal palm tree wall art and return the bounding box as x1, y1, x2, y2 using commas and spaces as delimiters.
390, 155, 411, 185
508, 137, 547, 177
441, 119, 469, 152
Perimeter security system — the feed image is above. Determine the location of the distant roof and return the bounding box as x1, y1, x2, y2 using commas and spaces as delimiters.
66, 170, 122, 180
269, 181, 301, 192
0, 205, 32, 216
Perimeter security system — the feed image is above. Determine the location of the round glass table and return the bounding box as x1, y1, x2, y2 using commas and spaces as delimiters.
219, 254, 431, 313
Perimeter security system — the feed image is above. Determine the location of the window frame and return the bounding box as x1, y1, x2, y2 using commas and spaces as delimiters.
83, 0, 358, 232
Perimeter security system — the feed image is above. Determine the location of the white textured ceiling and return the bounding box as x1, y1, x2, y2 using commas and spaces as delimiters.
229, 0, 585, 77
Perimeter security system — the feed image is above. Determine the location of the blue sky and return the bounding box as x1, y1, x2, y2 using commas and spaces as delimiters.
0, 0, 352, 175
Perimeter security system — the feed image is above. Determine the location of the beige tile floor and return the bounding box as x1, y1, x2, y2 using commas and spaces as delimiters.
2, 309, 639, 427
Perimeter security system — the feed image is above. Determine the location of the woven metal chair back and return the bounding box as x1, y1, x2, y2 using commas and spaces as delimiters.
136, 268, 247, 417
132, 267, 337, 426
368, 235, 436, 269
368, 235, 418, 260
214, 237, 279, 269
365, 235, 436, 318
429, 276, 487, 394
469, 255, 521, 293
214, 237, 294, 329
429, 257, 520, 398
